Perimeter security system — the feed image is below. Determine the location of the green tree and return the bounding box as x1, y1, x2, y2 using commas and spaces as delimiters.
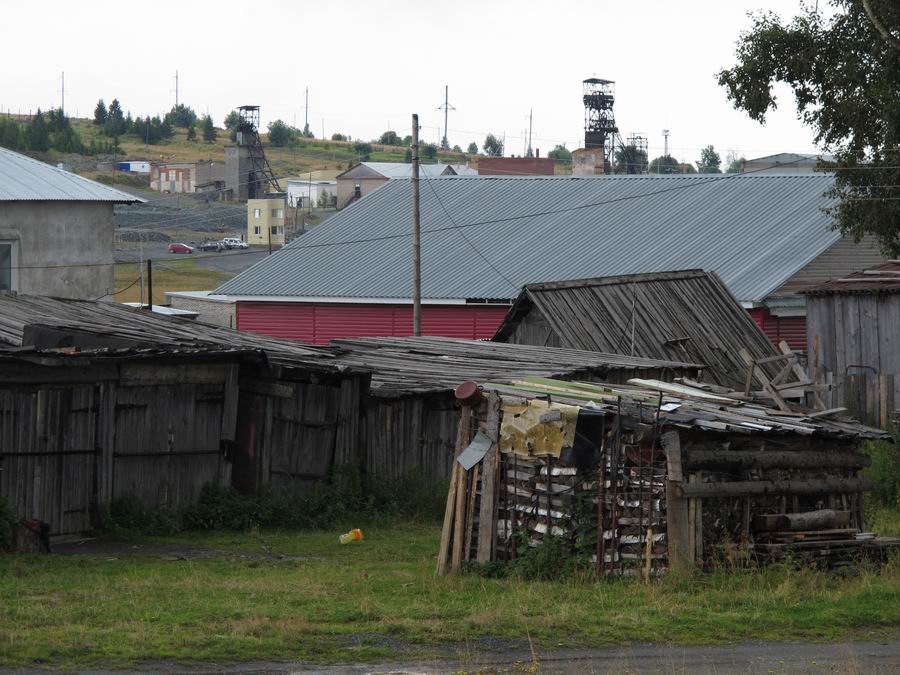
648, 155, 679, 174
224, 110, 241, 142
466, 141, 478, 154
724, 150, 745, 174
165, 103, 198, 128
201, 114, 217, 143
187, 123, 197, 142
482, 133, 503, 156
104, 99, 125, 137
697, 145, 722, 173
717, 0, 900, 254
353, 141, 372, 156
547, 144, 572, 163
331, 132, 347, 141
421, 143, 438, 160
402, 135, 412, 146
403, 148, 412, 163
378, 130, 400, 145
26, 109, 51, 152
93, 99, 107, 126
452, 144, 462, 153
614, 143, 648, 174
267, 119, 293, 147
301, 123, 314, 139
0, 118, 23, 150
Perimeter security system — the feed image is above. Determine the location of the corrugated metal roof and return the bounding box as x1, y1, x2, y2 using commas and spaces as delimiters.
802, 260, 900, 294
215, 173, 840, 304
344, 162, 455, 179
0, 147, 144, 203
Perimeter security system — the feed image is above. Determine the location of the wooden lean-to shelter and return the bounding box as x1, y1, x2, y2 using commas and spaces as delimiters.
437, 378, 895, 576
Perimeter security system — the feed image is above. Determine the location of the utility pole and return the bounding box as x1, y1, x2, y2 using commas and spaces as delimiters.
174, 70, 179, 107
436, 85, 455, 150
146, 259, 153, 312
60, 71, 65, 114
304, 87, 309, 131
663, 129, 670, 157
411, 113, 422, 337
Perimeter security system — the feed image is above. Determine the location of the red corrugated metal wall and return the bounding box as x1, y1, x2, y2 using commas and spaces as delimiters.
236, 302, 511, 344
747, 308, 807, 351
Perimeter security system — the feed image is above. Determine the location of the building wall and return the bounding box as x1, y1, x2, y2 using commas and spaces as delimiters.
166, 294, 236, 328
236, 301, 511, 344
336, 177, 387, 208
225, 145, 252, 202
477, 157, 555, 176
775, 235, 888, 296
572, 148, 606, 176
247, 197, 286, 247
0, 201, 114, 299
747, 307, 806, 352
286, 180, 337, 209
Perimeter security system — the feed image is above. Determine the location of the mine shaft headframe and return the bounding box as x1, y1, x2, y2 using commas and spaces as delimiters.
237, 105, 261, 134
583, 78, 618, 151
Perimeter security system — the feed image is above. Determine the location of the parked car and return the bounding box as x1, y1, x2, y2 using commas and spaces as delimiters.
198, 240, 224, 252
221, 237, 249, 250
167, 242, 194, 254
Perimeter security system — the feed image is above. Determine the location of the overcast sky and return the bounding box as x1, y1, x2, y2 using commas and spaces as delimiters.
2, 0, 825, 163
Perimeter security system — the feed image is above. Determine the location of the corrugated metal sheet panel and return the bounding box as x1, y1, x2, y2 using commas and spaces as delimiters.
748, 308, 807, 352
0, 147, 144, 202
216, 174, 840, 304
236, 302, 509, 344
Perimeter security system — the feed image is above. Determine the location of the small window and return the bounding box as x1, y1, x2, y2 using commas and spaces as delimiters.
271, 208, 283, 218
270, 226, 282, 235
254, 226, 261, 235
253, 208, 261, 219
0, 241, 17, 292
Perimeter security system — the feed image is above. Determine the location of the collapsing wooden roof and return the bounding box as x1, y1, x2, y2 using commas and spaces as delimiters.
493, 270, 781, 390
330, 336, 703, 396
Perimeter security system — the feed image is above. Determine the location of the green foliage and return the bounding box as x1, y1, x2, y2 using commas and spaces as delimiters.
402, 134, 412, 146
130, 115, 173, 145
649, 154, 680, 174
421, 143, 438, 160
353, 141, 372, 158
25, 109, 51, 152
104, 98, 126, 137
0, 498, 15, 552
330, 132, 347, 142
403, 148, 412, 163
463, 535, 587, 581
224, 110, 240, 142
201, 114, 216, 143
466, 141, 478, 154
717, 1, 900, 254
186, 123, 196, 142
267, 119, 294, 147
614, 143, 647, 174
482, 133, 503, 156
93, 98, 107, 125
864, 435, 900, 506
725, 150, 745, 173
300, 123, 314, 139
0, 117, 24, 151
104, 495, 180, 536
165, 103, 197, 128
378, 130, 400, 145
697, 144, 722, 173
451, 144, 462, 153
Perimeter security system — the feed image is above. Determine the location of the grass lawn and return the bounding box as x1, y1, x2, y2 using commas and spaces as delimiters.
3, 519, 900, 669
113, 259, 232, 305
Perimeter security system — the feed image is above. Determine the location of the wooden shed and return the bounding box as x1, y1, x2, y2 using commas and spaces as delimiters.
493, 270, 783, 390
436, 379, 896, 576
804, 261, 900, 428
330, 336, 702, 482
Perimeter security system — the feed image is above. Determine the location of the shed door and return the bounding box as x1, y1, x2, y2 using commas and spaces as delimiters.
0, 386, 99, 535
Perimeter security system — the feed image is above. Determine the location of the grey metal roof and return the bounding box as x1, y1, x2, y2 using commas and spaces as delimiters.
0, 147, 144, 203
339, 162, 455, 179
215, 173, 840, 304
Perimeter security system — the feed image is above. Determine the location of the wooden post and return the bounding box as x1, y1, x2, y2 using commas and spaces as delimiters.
436, 404, 472, 576
411, 113, 421, 337
662, 430, 691, 572
476, 393, 501, 562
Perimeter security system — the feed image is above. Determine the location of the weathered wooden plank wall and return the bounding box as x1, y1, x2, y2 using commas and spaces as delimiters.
807, 293, 900, 429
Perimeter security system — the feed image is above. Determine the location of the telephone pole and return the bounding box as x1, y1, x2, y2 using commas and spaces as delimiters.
174, 70, 179, 107
663, 128, 670, 157
304, 87, 309, 132
527, 108, 533, 157
411, 113, 422, 337
60, 71, 65, 114
436, 85, 455, 150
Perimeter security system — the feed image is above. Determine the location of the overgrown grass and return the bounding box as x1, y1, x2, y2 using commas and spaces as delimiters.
113, 259, 232, 304
3, 522, 900, 669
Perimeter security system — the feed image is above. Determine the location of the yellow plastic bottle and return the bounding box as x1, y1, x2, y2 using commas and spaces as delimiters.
339, 528, 364, 544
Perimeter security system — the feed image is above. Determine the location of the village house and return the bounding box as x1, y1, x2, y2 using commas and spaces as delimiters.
335, 161, 457, 208
476, 155, 555, 176
211, 174, 887, 347
286, 170, 339, 210
246, 193, 286, 247
150, 160, 226, 195
0, 147, 143, 299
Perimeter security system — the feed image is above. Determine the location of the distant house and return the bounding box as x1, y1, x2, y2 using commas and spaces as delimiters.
335, 162, 457, 207
0, 147, 143, 299
115, 160, 152, 174
247, 193, 286, 247
150, 160, 226, 194
740, 152, 834, 174
213, 174, 887, 347
287, 173, 338, 209
477, 156, 555, 176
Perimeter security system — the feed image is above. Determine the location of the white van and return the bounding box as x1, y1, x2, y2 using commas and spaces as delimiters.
221, 238, 249, 250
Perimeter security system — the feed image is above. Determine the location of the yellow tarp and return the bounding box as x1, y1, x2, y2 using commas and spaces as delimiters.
499, 398, 579, 458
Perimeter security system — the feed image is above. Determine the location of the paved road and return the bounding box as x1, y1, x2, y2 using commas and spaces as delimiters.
11, 639, 900, 674
115, 244, 270, 275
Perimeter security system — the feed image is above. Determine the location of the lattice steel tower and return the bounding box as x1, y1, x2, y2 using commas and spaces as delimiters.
236, 105, 282, 197
583, 78, 619, 174
625, 132, 649, 174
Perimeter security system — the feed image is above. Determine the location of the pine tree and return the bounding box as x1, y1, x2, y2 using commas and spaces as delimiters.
202, 115, 217, 143
187, 123, 197, 142
26, 109, 51, 152
93, 99, 107, 126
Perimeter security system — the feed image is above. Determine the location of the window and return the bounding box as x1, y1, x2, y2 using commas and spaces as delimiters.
271, 208, 284, 218
253, 208, 261, 218
254, 226, 261, 235
271, 226, 282, 235
0, 241, 17, 292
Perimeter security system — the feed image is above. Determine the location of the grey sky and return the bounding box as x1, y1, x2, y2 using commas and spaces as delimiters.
2, 0, 823, 163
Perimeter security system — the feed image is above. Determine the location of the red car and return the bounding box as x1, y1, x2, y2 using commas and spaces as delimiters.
167, 243, 194, 254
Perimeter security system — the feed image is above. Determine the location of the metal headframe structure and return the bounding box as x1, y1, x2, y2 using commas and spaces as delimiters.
237, 105, 282, 197
583, 78, 619, 174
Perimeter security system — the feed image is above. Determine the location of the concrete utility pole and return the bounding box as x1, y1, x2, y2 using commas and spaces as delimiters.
437, 85, 455, 149
60, 72, 65, 114
411, 113, 422, 337
304, 87, 309, 130
527, 108, 533, 157
174, 70, 179, 107
663, 129, 670, 157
